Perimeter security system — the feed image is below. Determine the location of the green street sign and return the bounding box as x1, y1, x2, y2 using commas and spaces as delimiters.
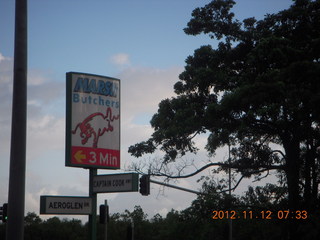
93, 173, 139, 193
40, 196, 92, 215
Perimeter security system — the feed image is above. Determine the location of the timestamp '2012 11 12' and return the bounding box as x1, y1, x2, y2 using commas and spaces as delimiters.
211, 210, 308, 220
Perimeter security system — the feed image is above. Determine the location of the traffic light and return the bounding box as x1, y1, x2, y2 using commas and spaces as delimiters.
99, 204, 109, 224
139, 175, 150, 196
0, 203, 8, 223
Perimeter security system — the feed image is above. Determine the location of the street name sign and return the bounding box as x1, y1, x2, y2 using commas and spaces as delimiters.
40, 196, 92, 215
66, 72, 120, 169
93, 173, 139, 193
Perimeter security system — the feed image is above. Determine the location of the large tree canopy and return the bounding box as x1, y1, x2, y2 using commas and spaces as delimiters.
129, 0, 320, 212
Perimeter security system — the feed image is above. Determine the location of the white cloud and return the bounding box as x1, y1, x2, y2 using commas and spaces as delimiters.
0, 53, 13, 92
110, 53, 131, 66
157, 208, 169, 217
0, 53, 66, 209
27, 116, 65, 156
0, 52, 6, 62
0, 54, 14, 187
118, 65, 183, 170
28, 69, 48, 86
119, 66, 182, 121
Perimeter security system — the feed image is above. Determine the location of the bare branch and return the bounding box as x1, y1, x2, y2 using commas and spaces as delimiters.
215, 175, 245, 194
151, 161, 284, 179
253, 170, 270, 183
271, 149, 286, 159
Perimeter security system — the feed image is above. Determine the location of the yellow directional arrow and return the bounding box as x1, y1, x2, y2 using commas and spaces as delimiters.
74, 150, 86, 163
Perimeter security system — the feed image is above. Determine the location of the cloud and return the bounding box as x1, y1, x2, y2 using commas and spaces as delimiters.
28, 69, 48, 86
119, 66, 182, 120
117, 65, 183, 169
0, 53, 5, 62
110, 53, 131, 66
0, 52, 66, 204
0, 54, 14, 182
27, 116, 65, 160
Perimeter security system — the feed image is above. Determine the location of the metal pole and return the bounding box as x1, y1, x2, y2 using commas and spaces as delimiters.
228, 144, 232, 240
89, 169, 97, 240
150, 179, 200, 195
6, 0, 27, 239
104, 199, 108, 240
131, 218, 134, 240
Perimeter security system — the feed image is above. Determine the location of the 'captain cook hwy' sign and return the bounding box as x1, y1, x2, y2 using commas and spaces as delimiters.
93, 173, 139, 193
66, 72, 120, 169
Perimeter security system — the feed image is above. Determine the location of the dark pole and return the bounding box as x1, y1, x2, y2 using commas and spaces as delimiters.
150, 179, 200, 194
228, 144, 232, 240
6, 0, 28, 239
104, 199, 108, 240
89, 168, 97, 240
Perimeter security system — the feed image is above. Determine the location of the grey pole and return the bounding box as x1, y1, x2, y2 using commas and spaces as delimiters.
6, 0, 28, 240
150, 179, 200, 195
104, 200, 108, 240
228, 144, 232, 240
89, 168, 97, 240
131, 218, 134, 240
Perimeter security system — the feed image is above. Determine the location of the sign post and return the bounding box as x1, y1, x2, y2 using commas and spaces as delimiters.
89, 169, 97, 240
104, 199, 108, 240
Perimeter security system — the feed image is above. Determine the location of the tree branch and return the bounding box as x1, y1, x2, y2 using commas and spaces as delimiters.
148, 161, 284, 179
271, 149, 286, 159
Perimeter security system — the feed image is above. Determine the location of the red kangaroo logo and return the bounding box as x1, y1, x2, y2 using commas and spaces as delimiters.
72, 107, 120, 148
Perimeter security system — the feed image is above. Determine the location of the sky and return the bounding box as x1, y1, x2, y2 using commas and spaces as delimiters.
0, 0, 293, 222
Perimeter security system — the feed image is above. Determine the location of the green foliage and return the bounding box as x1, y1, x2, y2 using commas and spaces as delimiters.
128, 0, 320, 213
23, 213, 87, 240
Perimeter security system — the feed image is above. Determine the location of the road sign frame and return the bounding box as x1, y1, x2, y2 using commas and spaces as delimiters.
92, 173, 139, 193
66, 72, 121, 169
40, 196, 92, 215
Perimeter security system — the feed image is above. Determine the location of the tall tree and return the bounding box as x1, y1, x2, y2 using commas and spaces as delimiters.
129, 0, 320, 215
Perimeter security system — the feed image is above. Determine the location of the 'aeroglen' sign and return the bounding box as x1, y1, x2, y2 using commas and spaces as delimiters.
66, 72, 120, 169
40, 196, 92, 215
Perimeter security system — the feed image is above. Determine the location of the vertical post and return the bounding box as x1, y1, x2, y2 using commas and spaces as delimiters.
131, 218, 134, 240
89, 169, 97, 240
6, 0, 27, 240
104, 199, 108, 240
228, 144, 232, 240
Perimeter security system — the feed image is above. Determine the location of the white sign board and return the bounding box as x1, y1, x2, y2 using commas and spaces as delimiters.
93, 173, 139, 193
66, 72, 120, 169
40, 196, 92, 215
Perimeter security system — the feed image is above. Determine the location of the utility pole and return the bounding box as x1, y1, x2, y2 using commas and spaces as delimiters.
228, 144, 232, 240
131, 218, 134, 240
6, 0, 28, 239
104, 200, 108, 240
89, 169, 97, 240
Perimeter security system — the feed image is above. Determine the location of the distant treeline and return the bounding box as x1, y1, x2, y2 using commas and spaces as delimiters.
1, 184, 320, 240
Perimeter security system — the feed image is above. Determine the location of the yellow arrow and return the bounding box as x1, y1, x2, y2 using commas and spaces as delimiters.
74, 150, 86, 163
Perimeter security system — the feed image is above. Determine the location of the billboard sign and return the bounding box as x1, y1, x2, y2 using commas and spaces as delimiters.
66, 72, 120, 169
93, 173, 139, 193
40, 196, 92, 215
